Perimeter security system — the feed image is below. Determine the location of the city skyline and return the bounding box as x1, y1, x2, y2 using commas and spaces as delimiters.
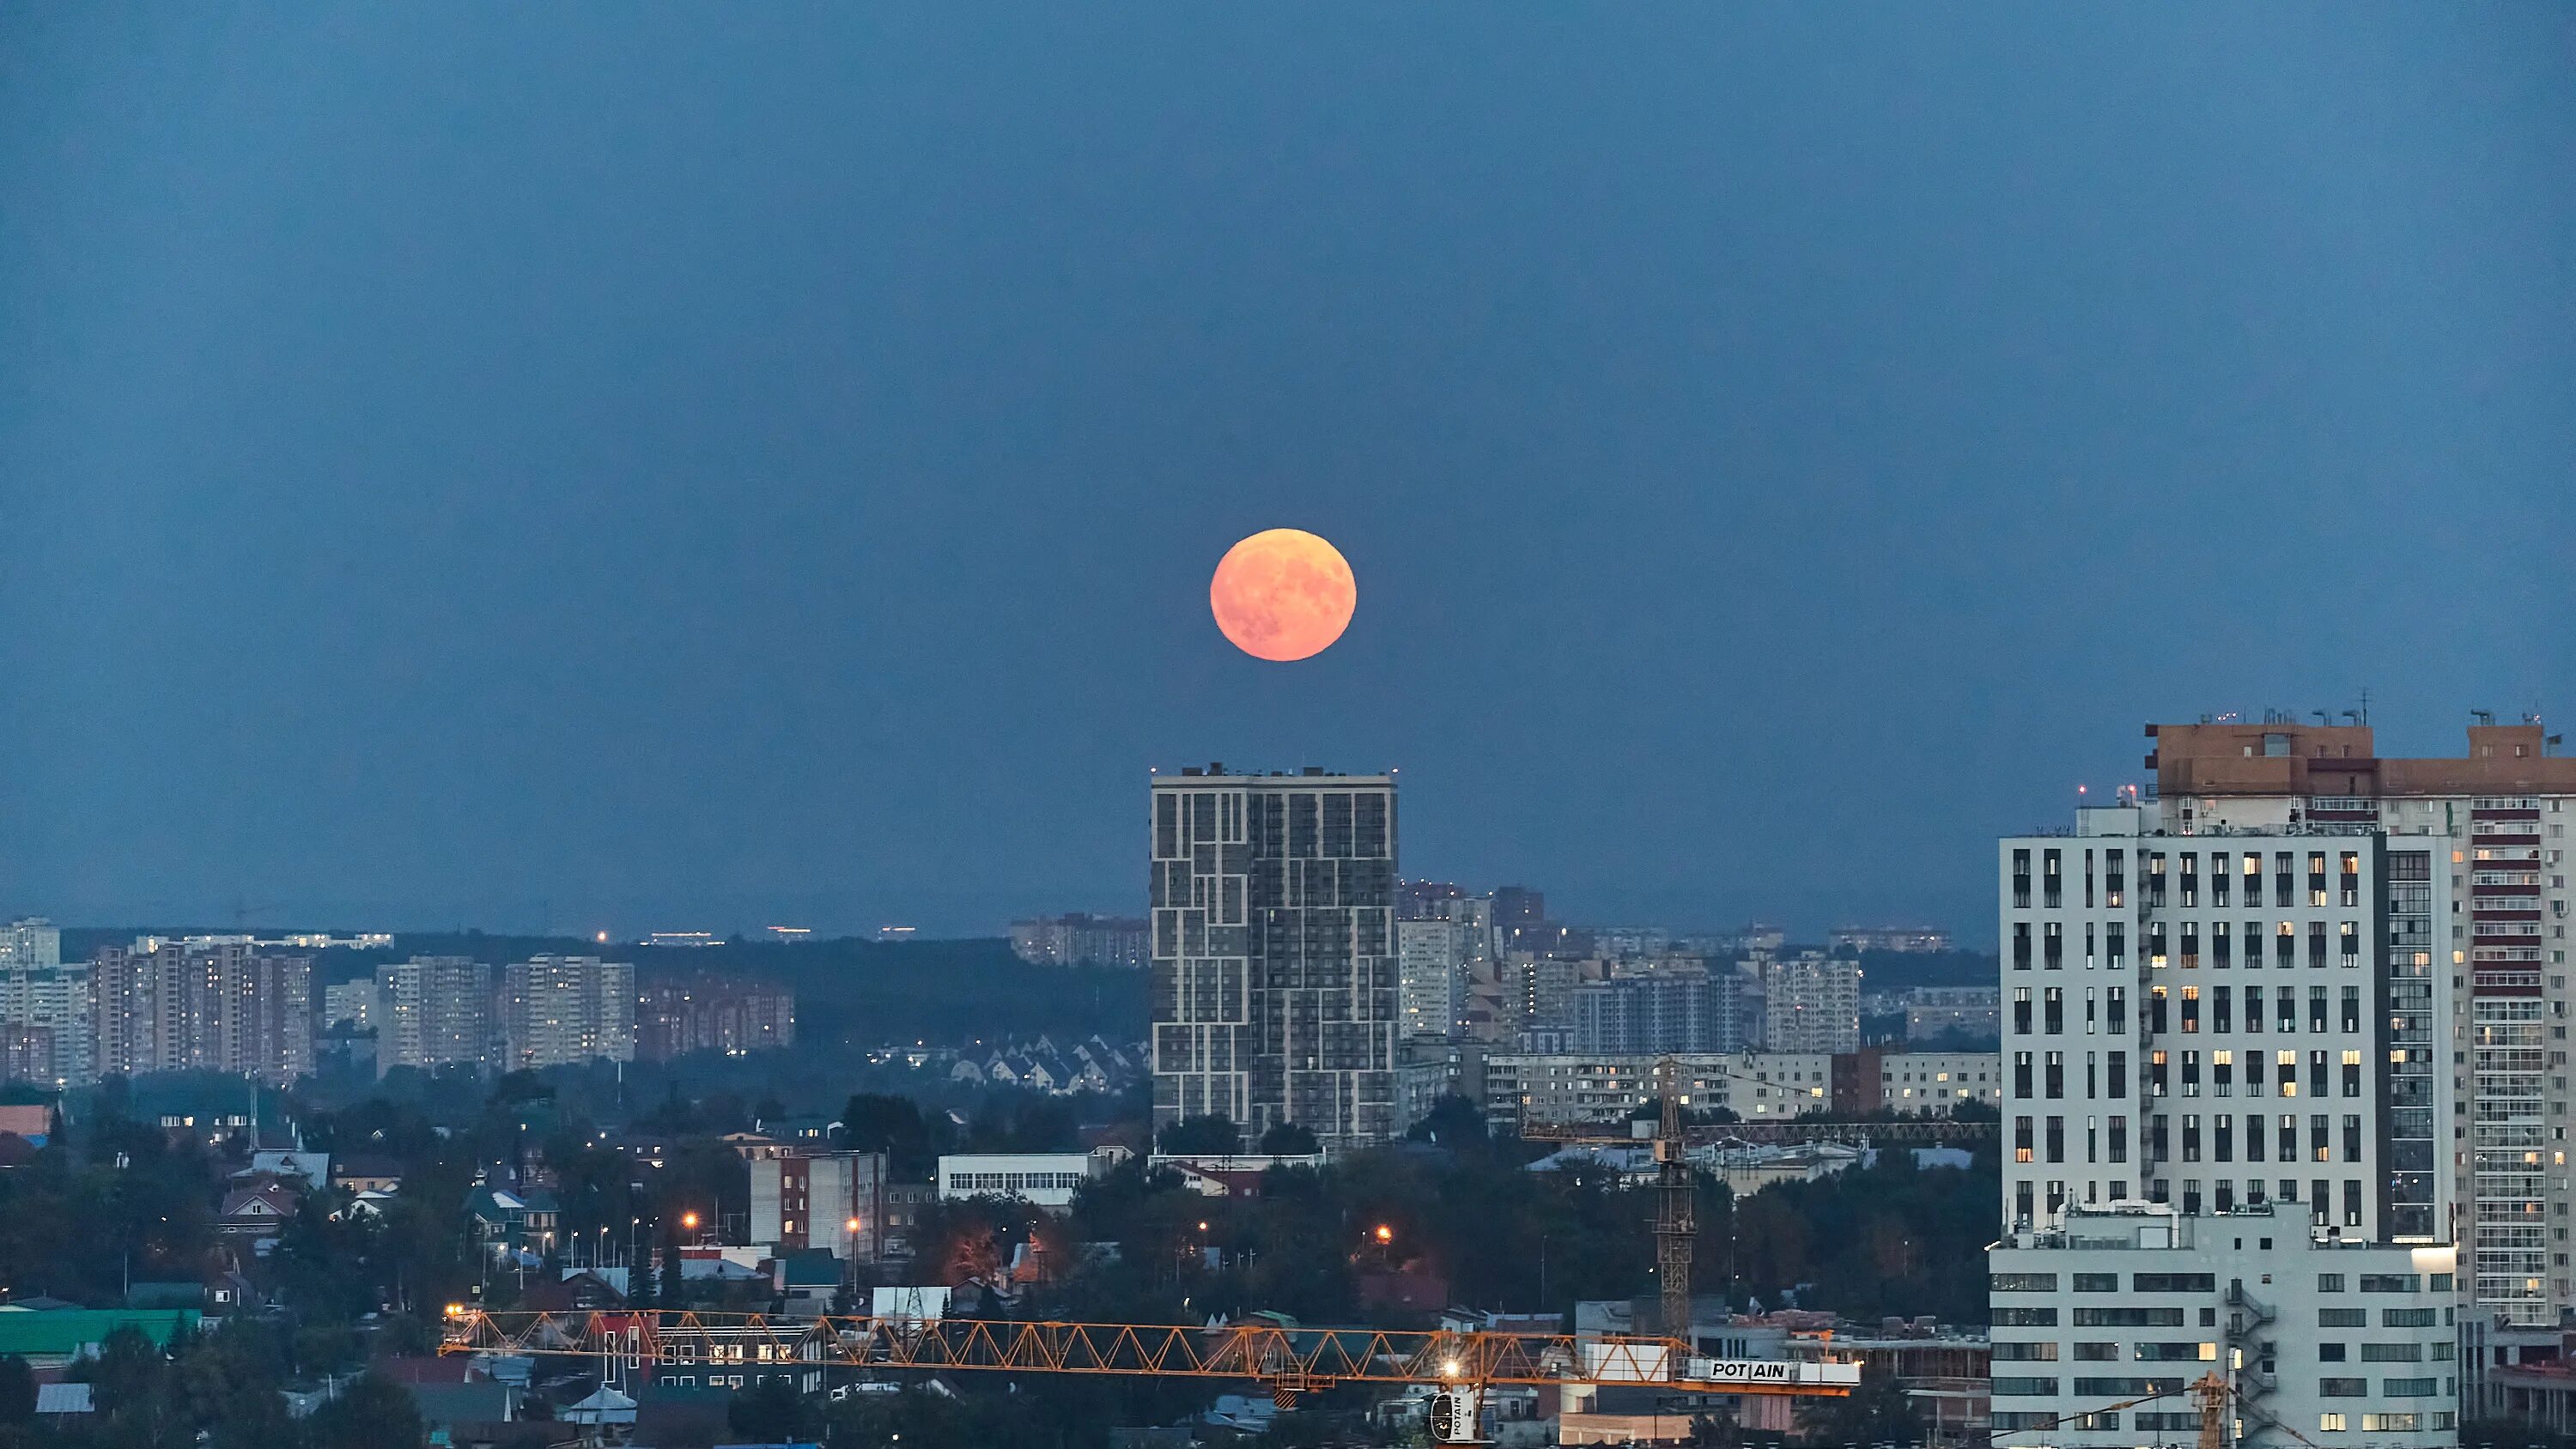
13, 5, 2571, 1441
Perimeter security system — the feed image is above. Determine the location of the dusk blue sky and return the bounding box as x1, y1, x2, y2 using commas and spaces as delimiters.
3, 7, 2570, 941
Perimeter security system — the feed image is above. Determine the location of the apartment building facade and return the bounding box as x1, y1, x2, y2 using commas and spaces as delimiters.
2142, 719, 2575, 1329
0, 921, 88, 1085
1761, 953, 1862, 1054
1482, 1051, 1834, 1131
1990, 1201, 2458, 1446
1394, 917, 1468, 1041
1150, 767, 1398, 1147
502, 955, 636, 1070
1007, 913, 1150, 968
1905, 985, 2002, 1043
750, 1149, 890, 1263
94, 939, 313, 1084
637, 977, 796, 1060
1569, 964, 1755, 1056
1998, 810, 2410, 1240
374, 956, 496, 1076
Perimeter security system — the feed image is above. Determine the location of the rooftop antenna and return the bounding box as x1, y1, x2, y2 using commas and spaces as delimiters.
2312, 711, 2330, 725
2357, 688, 2370, 725
2473, 710, 2496, 727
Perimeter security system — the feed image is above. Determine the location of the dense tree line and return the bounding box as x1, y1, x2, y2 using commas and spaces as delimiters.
0, 1322, 419, 1449
915, 1115, 1998, 1330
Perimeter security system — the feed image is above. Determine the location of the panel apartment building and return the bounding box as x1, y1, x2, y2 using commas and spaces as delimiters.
1150, 765, 1398, 1148
375, 955, 497, 1076
0, 919, 88, 1085
502, 955, 636, 1070
94, 939, 313, 1084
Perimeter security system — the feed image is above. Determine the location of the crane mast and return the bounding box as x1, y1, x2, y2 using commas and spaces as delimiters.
1653, 1055, 1695, 1337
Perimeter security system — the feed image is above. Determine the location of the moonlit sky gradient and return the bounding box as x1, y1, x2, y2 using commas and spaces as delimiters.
1, 6, 2570, 940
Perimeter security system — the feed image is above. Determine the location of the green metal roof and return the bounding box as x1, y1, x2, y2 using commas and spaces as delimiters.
0, 1309, 200, 1357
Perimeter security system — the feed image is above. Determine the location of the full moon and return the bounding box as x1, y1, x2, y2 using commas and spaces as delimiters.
1209, 529, 1357, 662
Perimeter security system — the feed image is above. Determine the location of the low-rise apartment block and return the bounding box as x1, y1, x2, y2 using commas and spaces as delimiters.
1990, 1202, 2456, 1446
638, 977, 795, 1060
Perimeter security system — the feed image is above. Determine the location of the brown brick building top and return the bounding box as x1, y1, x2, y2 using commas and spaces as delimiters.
2148, 721, 2576, 800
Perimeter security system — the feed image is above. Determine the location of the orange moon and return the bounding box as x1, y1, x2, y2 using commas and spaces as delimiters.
1209, 529, 1357, 662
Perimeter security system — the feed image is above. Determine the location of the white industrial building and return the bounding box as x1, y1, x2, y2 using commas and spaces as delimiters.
935, 1151, 1108, 1210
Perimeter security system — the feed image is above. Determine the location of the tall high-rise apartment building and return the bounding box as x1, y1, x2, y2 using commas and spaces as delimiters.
1987, 717, 2551, 1445
0, 919, 61, 970
374, 956, 497, 1076
502, 955, 635, 1070
1150, 765, 1397, 1147
1760, 953, 1861, 1054
1394, 918, 1467, 1040
2132, 718, 2576, 1331
94, 939, 312, 1084
0, 919, 88, 1085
